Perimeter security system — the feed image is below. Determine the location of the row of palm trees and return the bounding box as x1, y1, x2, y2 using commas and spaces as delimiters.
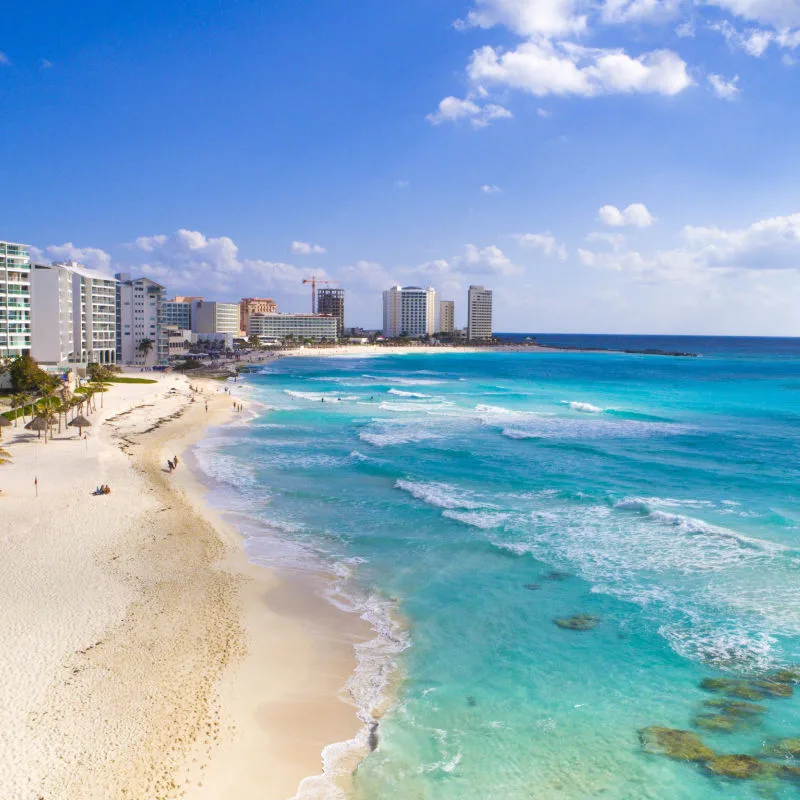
8, 381, 107, 442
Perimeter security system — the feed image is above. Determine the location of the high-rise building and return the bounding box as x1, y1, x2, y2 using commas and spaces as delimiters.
162, 299, 196, 330
192, 300, 240, 335
0, 240, 31, 359
48, 261, 118, 364
240, 297, 277, 335
467, 285, 493, 341
30, 263, 75, 364
247, 313, 338, 342
316, 288, 345, 337
382, 286, 439, 338
116, 273, 167, 365
439, 300, 455, 334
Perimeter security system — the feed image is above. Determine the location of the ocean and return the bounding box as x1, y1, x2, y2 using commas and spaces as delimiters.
194, 337, 800, 799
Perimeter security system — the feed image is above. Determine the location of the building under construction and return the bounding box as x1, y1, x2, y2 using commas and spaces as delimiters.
316, 288, 345, 337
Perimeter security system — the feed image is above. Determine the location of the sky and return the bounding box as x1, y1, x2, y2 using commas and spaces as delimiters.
2, 0, 800, 334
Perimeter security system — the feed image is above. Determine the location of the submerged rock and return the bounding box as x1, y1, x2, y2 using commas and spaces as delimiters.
639, 726, 714, 762
545, 571, 571, 581
554, 614, 600, 631
702, 699, 766, 717
752, 680, 793, 698
768, 668, 800, 685
694, 714, 738, 733
524, 583, 542, 591
700, 678, 766, 701
706, 754, 770, 780
764, 738, 800, 759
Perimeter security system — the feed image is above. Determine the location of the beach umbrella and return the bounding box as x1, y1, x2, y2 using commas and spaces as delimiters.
68, 415, 92, 436
25, 415, 52, 440
0, 416, 10, 440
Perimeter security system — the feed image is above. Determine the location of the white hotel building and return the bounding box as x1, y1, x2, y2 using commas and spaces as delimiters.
467, 285, 493, 341
0, 240, 32, 359
247, 312, 338, 342
31, 262, 75, 364
382, 285, 439, 338
116, 274, 167, 366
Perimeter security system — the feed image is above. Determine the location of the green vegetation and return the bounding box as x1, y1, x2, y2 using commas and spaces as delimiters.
7, 355, 59, 394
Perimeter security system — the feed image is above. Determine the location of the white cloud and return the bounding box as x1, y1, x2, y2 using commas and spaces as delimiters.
537, 107, 553, 117
42, 242, 113, 273
711, 19, 800, 55
707, 0, 800, 29
598, 202, 656, 227
459, 243, 523, 275
41, 59, 53, 69
291, 240, 326, 255
468, 40, 692, 97
600, 0, 681, 24
338, 260, 396, 291
513, 232, 568, 260
458, 0, 588, 38
0, 52, 9, 66
426, 95, 513, 127
396, 179, 410, 188
675, 19, 696, 37
481, 184, 502, 193
708, 73, 741, 99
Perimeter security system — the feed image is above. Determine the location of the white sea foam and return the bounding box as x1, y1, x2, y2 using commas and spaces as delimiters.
395, 479, 489, 510
565, 401, 603, 413
362, 374, 445, 386
360, 426, 441, 447
442, 510, 511, 529
387, 388, 432, 398
284, 390, 359, 402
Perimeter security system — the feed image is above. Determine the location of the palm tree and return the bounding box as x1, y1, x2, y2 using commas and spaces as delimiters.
0, 445, 11, 465
11, 393, 28, 427
138, 338, 154, 365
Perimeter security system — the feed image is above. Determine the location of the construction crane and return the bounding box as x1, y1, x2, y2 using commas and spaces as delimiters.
302, 276, 337, 313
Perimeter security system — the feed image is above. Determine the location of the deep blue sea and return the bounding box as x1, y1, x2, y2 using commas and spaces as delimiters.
195, 337, 800, 799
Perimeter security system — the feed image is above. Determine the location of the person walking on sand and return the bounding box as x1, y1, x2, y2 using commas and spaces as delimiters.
173, 455, 179, 468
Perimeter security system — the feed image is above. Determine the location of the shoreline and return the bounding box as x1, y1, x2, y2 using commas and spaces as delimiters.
0, 372, 377, 799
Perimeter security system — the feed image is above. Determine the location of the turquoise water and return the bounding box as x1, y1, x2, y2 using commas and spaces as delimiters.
195, 348, 800, 799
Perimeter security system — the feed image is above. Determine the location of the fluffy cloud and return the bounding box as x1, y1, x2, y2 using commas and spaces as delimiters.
468, 41, 692, 97
0, 52, 9, 66
512, 232, 568, 260
127, 229, 324, 295
338, 260, 396, 291
708, 73, 741, 99
600, 0, 681, 24
707, 0, 800, 28
38, 242, 113, 273
460, 244, 523, 275
291, 240, 326, 255
426, 96, 513, 127
481, 184, 502, 193
598, 202, 656, 227
581, 211, 800, 284
459, 0, 588, 37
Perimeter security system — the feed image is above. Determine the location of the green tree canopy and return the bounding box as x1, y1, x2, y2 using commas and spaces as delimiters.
8, 355, 59, 394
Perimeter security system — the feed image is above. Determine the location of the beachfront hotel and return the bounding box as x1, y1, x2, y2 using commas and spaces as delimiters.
316, 288, 345, 338
30, 262, 75, 365
53, 261, 119, 364
0, 240, 32, 360
247, 312, 338, 342
439, 300, 455, 334
192, 300, 240, 336
116, 274, 167, 366
162, 297, 199, 331
382, 285, 439, 338
467, 285, 493, 341
239, 297, 277, 337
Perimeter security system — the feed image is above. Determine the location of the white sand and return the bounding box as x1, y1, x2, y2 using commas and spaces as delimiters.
0, 373, 371, 799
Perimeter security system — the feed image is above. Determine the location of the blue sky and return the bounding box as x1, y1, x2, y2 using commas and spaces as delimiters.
3, 0, 800, 334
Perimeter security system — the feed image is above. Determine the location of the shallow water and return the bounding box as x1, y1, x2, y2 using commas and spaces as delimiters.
195, 346, 800, 799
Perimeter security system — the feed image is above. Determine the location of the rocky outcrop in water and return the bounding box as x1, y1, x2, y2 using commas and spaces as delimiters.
553, 614, 600, 631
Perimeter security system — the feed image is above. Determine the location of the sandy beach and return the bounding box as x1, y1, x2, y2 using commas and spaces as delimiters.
0, 372, 372, 800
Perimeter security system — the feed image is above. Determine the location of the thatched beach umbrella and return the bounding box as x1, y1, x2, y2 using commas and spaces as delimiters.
68, 415, 92, 436
0, 415, 10, 440
26, 415, 52, 440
